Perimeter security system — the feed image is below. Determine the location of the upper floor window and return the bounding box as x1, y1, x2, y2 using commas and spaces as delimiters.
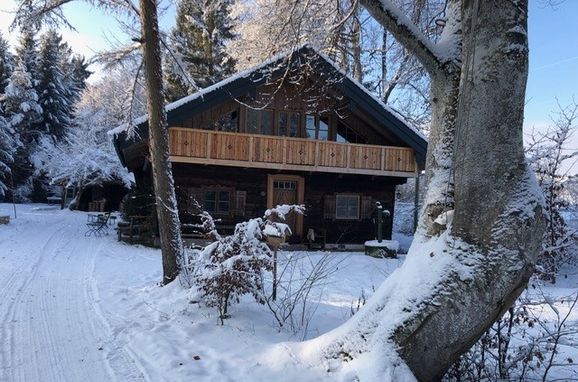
279, 111, 299, 137
247, 108, 274, 135
336, 121, 365, 144
306, 115, 329, 140
214, 110, 239, 132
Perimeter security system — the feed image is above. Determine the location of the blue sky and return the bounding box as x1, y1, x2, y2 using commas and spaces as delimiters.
525, 1, 578, 128
1, 0, 576, 171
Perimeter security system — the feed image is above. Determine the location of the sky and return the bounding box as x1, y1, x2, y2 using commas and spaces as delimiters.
0, 0, 577, 172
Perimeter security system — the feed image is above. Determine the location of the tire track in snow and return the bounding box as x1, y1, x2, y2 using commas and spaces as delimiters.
0, 209, 145, 382
0, 217, 70, 382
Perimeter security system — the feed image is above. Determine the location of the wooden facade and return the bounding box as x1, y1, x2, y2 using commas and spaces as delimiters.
114, 45, 427, 244
168, 128, 417, 177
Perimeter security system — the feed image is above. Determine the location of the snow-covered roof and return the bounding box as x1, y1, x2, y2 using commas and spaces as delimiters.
112, 44, 427, 166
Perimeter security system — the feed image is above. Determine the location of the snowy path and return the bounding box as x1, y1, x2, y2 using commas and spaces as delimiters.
0, 206, 145, 382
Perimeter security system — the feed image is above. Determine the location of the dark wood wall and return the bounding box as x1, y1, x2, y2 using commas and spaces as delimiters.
171, 163, 404, 244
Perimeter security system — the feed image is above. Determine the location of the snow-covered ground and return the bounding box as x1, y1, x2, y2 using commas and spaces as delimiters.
0, 204, 401, 381
0, 203, 576, 381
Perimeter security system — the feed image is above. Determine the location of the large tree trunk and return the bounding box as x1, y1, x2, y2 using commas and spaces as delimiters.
307, 1, 543, 380
139, 0, 184, 284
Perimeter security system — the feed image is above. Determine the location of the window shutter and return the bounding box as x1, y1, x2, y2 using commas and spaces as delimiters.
323, 194, 336, 219
361, 196, 373, 220
234, 190, 246, 216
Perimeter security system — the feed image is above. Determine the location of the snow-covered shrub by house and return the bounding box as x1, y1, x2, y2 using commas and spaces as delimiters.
189, 205, 304, 324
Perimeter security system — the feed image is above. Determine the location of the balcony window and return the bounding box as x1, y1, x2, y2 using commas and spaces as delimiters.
247, 108, 274, 135
336, 121, 365, 144
306, 115, 330, 140
279, 111, 299, 137
214, 110, 239, 132
335, 194, 360, 220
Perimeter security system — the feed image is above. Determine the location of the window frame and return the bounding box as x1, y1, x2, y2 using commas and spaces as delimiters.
246, 108, 274, 135
305, 114, 330, 141
202, 187, 232, 216
335, 194, 360, 220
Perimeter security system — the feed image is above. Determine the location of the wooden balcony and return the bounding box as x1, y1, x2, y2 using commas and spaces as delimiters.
168, 127, 418, 177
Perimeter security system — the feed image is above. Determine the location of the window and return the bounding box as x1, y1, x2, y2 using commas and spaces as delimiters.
279, 111, 299, 137
204, 190, 230, 215
247, 108, 274, 135
335, 194, 360, 220
213, 110, 239, 132
336, 121, 365, 144
305, 115, 329, 140
273, 180, 296, 190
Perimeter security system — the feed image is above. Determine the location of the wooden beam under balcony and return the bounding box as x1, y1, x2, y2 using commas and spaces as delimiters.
168, 127, 418, 178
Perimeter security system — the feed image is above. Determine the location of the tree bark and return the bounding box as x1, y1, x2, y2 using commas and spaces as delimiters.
313, 1, 544, 380
139, 0, 184, 284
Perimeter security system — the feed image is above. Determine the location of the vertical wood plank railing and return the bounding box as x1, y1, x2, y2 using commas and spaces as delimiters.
168, 127, 417, 176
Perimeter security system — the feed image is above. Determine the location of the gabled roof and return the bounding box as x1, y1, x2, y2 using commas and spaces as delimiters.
113, 44, 428, 167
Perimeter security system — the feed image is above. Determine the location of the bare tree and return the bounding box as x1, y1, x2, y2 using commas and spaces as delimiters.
12, 0, 184, 284
307, 1, 545, 380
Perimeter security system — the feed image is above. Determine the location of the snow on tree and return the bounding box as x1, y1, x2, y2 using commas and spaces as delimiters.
190, 205, 302, 324
63, 55, 91, 105
32, 69, 139, 205
279, 1, 544, 380
35, 30, 72, 140
0, 106, 18, 197
164, 0, 237, 101
230, 0, 344, 70
0, 32, 14, 97
2, 58, 42, 201
15, 25, 38, 81
526, 99, 578, 282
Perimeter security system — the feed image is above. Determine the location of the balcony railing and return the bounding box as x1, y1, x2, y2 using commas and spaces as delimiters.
168, 127, 417, 177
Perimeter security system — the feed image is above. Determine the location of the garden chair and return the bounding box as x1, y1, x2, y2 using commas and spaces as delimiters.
85, 212, 111, 237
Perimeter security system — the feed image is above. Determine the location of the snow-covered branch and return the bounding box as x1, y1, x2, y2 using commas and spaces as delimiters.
359, 0, 460, 77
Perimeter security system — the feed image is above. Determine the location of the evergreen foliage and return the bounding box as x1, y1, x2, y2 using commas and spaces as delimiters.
165, 0, 236, 101
0, 33, 14, 97
15, 25, 39, 81
0, 106, 17, 196
36, 30, 71, 140
1, 59, 43, 201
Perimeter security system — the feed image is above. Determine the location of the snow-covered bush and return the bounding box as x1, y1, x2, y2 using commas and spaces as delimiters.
189, 205, 304, 324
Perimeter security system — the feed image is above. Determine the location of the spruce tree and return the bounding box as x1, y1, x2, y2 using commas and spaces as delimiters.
3, 59, 42, 200
165, 0, 236, 101
36, 30, 71, 140
65, 55, 91, 104
0, 33, 14, 97
0, 105, 17, 198
15, 25, 38, 82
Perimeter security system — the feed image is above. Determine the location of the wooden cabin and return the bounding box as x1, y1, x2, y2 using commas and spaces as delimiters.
113, 45, 427, 244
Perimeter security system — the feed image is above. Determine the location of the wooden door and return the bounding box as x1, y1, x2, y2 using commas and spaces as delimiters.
267, 175, 304, 239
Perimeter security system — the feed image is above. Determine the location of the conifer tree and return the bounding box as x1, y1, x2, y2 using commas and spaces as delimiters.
0, 33, 14, 97
2, 59, 42, 200
165, 0, 236, 101
36, 30, 71, 140
0, 106, 16, 197
15, 25, 38, 82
